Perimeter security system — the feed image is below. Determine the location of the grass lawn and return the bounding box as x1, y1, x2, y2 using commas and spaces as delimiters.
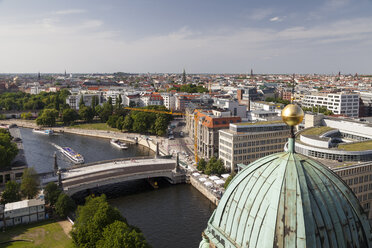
0, 219, 74, 248
338, 140, 372, 151
68, 122, 118, 132
300, 126, 334, 136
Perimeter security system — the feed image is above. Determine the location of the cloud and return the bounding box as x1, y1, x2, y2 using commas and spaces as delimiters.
0, 14, 371, 74
54, 9, 86, 15
269, 16, 283, 22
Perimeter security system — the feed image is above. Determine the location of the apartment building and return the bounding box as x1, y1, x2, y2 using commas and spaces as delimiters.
219, 121, 290, 171
66, 93, 102, 110
140, 92, 164, 107
302, 92, 359, 117
237, 88, 259, 110
212, 98, 247, 119
0, 198, 45, 228
175, 94, 201, 111
160, 93, 176, 110
186, 109, 241, 159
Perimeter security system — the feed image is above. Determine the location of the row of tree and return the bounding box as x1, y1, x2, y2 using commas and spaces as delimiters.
197, 157, 226, 176
44, 182, 76, 218
264, 97, 290, 105
0, 168, 39, 204
302, 106, 334, 115
0, 128, 18, 169
107, 105, 172, 136
71, 194, 150, 248
0, 90, 71, 111
169, 84, 208, 93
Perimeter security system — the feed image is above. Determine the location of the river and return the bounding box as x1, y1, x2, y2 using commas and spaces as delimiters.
19, 127, 215, 247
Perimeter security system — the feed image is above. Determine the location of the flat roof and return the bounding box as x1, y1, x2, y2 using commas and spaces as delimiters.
299, 126, 335, 136
233, 120, 284, 126
338, 140, 372, 151
5, 198, 44, 211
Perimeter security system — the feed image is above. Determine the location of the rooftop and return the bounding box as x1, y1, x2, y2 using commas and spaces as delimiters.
5, 198, 45, 211
234, 120, 284, 126
338, 140, 372, 151
299, 126, 334, 136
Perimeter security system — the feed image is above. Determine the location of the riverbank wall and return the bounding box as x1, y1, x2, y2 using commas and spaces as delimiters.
4, 120, 220, 205
189, 176, 220, 206
2, 120, 167, 156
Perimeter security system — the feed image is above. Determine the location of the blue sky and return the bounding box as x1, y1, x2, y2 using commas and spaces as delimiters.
0, 0, 371, 74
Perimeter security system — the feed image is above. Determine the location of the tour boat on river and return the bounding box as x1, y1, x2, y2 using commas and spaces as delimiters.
110, 139, 128, 150
33, 129, 54, 135
60, 147, 84, 164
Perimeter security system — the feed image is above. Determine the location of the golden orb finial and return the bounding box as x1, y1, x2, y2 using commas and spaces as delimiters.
281, 104, 304, 126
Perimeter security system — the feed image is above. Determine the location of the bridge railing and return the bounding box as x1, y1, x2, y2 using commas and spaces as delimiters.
69, 156, 152, 169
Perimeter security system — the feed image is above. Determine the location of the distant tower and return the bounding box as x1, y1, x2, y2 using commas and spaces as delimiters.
38, 71, 41, 81
250, 69, 253, 78
291, 73, 295, 102
338, 71, 341, 77
182, 69, 186, 84
64, 69, 67, 77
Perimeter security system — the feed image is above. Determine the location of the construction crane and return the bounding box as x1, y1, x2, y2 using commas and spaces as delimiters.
124, 106, 199, 164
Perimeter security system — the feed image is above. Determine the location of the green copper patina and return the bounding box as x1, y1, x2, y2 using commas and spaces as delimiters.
201, 104, 372, 247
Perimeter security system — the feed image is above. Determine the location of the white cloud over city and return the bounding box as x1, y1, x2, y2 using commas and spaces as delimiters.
0, 0, 371, 73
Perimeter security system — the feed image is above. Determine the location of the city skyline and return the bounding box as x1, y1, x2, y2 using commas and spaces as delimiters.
1, 0, 372, 74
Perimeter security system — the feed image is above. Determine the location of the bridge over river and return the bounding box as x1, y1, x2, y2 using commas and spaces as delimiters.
43, 157, 186, 196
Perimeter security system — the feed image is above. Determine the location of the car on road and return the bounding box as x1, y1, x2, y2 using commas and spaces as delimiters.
168, 135, 175, 140
179, 131, 184, 137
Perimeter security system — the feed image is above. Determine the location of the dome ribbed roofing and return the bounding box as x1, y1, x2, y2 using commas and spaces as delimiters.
204, 151, 372, 248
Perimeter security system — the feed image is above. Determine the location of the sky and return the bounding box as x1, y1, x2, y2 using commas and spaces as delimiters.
0, 0, 372, 74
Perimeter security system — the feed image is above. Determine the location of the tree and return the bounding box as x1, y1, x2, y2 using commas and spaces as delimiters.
71, 194, 125, 247
55, 193, 76, 218
116, 116, 125, 131
99, 102, 114, 122
224, 172, 236, 189
107, 115, 119, 128
154, 115, 168, 136
204, 157, 226, 176
79, 106, 94, 122
91, 96, 98, 116
36, 108, 59, 126
79, 95, 85, 108
96, 220, 150, 248
123, 114, 133, 131
131, 112, 148, 133
1, 181, 21, 204
44, 182, 61, 206
20, 167, 40, 199
0, 129, 18, 169
62, 108, 79, 125
197, 158, 207, 172
21, 112, 32, 120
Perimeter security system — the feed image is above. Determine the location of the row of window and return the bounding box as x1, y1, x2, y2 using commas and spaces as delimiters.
337, 164, 372, 177
347, 175, 372, 186
233, 144, 283, 154
233, 138, 287, 148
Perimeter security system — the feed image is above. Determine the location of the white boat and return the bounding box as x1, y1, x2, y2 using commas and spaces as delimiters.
110, 139, 128, 149
33, 129, 54, 135
60, 147, 84, 164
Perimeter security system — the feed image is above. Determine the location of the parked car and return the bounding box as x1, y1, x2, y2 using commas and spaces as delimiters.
168, 135, 175, 140
180, 131, 184, 137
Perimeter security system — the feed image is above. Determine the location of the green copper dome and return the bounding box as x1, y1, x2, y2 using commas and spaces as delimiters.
203, 139, 372, 248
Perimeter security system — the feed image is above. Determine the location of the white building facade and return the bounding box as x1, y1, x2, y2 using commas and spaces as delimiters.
302, 93, 359, 118
0, 198, 45, 228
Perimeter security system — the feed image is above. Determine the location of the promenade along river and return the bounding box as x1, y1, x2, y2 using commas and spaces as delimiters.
20, 127, 215, 248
